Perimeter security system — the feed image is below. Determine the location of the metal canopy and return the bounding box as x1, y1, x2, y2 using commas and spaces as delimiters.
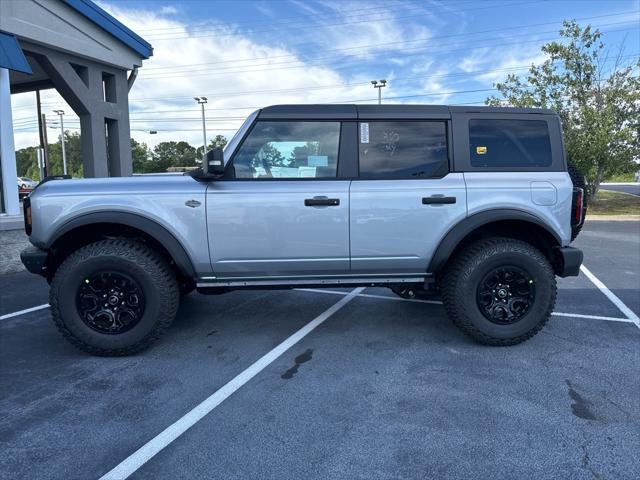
0, 31, 32, 74
61, 0, 153, 59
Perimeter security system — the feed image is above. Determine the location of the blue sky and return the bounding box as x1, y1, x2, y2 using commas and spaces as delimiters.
11, 0, 640, 149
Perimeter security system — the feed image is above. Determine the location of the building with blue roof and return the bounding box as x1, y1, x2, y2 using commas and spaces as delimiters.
0, 0, 152, 218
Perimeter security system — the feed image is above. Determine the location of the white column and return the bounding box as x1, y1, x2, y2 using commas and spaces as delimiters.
0, 67, 19, 216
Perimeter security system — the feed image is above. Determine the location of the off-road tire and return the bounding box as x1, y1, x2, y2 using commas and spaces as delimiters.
50, 239, 180, 356
442, 238, 556, 346
567, 162, 587, 241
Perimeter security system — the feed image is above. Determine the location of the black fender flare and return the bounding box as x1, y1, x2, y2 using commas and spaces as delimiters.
427, 209, 562, 274
45, 211, 196, 278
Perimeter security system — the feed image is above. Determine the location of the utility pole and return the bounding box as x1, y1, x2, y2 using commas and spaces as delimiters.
53, 110, 67, 175
371, 79, 387, 105
40, 113, 50, 177
35, 90, 50, 177
194, 96, 208, 160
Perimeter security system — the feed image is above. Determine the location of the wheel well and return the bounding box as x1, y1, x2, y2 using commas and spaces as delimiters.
436, 219, 562, 276
46, 222, 194, 290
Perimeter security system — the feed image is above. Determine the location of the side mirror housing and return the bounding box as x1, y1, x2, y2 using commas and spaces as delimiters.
204, 147, 225, 176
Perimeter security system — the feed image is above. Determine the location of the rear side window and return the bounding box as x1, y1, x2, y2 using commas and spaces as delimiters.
358, 121, 448, 178
469, 119, 552, 167
232, 121, 340, 179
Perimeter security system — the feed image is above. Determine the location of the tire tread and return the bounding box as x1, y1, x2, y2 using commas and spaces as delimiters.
442, 237, 557, 346
49, 239, 179, 356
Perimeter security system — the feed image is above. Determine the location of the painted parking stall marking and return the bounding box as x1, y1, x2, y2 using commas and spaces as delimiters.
3, 264, 637, 327
0, 303, 49, 321
99, 287, 365, 480
579, 265, 640, 328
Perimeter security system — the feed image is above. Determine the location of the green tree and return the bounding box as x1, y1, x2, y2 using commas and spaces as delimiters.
17, 131, 84, 179
131, 138, 152, 173
486, 21, 640, 198
196, 134, 228, 159
15, 146, 39, 179
258, 142, 286, 168
151, 141, 197, 172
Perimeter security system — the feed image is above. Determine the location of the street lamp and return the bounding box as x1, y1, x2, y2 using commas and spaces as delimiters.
52, 110, 67, 175
194, 96, 208, 161
371, 79, 387, 105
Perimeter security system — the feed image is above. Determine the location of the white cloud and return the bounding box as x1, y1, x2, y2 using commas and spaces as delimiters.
467, 46, 548, 86
308, 1, 434, 60
159, 5, 178, 16
11, 2, 388, 150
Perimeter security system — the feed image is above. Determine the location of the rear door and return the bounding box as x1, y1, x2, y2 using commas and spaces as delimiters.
349, 118, 467, 275
206, 120, 352, 279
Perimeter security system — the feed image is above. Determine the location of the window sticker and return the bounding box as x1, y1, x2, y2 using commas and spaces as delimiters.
297, 166, 317, 177
270, 167, 298, 178
360, 123, 370, 144
476, 146, 487, 155
307, 155, 329, 167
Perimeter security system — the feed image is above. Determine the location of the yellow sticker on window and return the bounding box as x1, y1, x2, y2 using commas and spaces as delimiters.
476, 146, 487, 154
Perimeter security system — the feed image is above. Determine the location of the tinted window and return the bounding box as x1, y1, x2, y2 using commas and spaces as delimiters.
358, 121, 448, 178
469, 119, 552, 167
232, 121, 340, 179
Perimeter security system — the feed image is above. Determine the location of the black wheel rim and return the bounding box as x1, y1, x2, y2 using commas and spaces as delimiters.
76, 271, 145, 334
476, 266, 535, 325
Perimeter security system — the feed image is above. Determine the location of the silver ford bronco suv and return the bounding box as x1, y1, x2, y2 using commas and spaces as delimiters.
20, 105, 586, 356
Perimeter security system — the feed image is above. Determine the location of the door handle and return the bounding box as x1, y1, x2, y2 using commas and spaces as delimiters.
422, 195, 456, 205
305, 197, 340, 207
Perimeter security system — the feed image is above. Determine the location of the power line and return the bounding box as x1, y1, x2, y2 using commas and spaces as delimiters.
144, 0, 539, 41
140, 10, 638, 72
13, 86, 508, 131
12, 52, 637, 122
135, 0, 421, 34
136, 24, 638, 80
139, 0, 494, 40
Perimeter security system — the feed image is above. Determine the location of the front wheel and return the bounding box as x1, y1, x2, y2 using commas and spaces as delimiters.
442, 238, 556, 346
49, 239, 180, 356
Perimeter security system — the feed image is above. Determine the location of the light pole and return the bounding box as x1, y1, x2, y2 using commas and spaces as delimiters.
194, 96, 208, 161
53, 110, 67, 175
371, 79, 387, 105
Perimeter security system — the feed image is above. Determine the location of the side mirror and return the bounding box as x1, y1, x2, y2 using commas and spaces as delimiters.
204, 147, 225, 176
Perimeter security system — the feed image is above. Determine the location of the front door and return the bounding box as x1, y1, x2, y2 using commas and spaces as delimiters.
349, 120, 467, 275
207, 120, 350, 279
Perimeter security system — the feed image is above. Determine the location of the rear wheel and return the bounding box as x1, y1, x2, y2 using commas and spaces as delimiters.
442, 238, 556, 345
49, 239, 180, 356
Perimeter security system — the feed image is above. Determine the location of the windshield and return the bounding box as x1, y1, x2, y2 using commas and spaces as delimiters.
223, 110, 259, 164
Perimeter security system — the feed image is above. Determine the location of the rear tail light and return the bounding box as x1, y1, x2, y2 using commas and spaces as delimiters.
571, 187, 584, 226
23, 196, 32, 235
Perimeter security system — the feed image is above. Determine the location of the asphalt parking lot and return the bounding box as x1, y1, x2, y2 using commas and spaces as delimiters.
1, 220, 639, 480
601, 183, 640, 197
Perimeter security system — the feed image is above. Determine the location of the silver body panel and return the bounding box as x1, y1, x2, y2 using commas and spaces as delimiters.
349, 174, 467, 273
27, 171, 574, 281
464, 171, 573, 246
206, 180, 350, 277
28, 176, 212, 275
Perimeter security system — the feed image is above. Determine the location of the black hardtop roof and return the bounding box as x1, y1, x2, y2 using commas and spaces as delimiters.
258, 104, 556, 120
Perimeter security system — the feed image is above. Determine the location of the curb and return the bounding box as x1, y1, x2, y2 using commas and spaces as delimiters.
586, 215, 640, 222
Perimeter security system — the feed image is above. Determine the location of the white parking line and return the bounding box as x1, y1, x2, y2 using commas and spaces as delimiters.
0, 303, 49, 321
99, 287, 364, 480
551, 312, 636, 324
579, 265, 640, 328
296, 287, 636, 324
